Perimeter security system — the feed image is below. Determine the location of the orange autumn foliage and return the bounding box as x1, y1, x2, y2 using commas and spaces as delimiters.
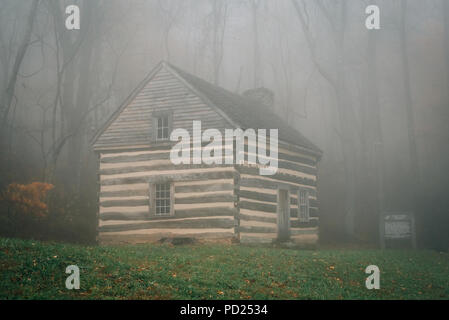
2, 182, 54, 218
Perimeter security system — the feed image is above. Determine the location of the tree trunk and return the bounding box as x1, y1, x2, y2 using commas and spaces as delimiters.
251, 0, 261, 87
357, 10, 385, 242
400, 0, 420, 187
68, 1, 96, 195
0, 0, 39, 188
1, 0, 39, 128
291, 0, 360, 238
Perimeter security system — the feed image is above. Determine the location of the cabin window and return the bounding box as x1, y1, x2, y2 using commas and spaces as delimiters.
155, 183, 171, 216
149, 181, 174, 217
298, 189, 310, 222
152, 111, 172, 141
157, 116, 169, 140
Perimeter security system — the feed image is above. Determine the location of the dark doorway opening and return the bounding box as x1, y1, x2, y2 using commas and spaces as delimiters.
277, 189, 290, 242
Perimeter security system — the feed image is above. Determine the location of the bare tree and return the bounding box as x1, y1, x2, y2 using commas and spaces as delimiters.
0, 0, 40, 136
400, 0, 420, 188
249, 0, 262, 87
443, 0, 449, 97
291, 0, 360, 238
357, 0, 385, 241
211, 0, 229, 85
157, 0, 185, 62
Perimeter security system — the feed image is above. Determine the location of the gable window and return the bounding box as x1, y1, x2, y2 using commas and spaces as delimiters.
298, 189, 310, 222
152, 111, 172, 141
149, 181, 174, 217
157, 116, 169, 140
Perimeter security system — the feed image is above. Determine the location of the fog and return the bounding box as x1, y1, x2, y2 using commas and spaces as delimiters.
0, 0, 448, 250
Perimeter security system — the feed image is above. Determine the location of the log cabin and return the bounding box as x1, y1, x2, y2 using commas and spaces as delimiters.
92, 61, 322, 245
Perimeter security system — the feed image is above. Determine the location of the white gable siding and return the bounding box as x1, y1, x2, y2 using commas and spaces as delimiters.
94, 66, 230, 150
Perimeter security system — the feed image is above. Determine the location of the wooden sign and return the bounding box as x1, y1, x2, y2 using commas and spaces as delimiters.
380, 212, 416, 249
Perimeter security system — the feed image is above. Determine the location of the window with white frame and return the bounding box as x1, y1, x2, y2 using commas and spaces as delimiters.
298, 189, 310, 222
152, 111, 172, 142
155, 183, 171, 216
156, 116, 169, 140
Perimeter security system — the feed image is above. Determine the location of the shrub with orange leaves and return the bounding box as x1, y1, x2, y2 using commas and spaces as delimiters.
1, 182, 54, 218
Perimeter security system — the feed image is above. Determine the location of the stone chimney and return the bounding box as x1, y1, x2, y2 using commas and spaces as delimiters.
243, 87, 275, 108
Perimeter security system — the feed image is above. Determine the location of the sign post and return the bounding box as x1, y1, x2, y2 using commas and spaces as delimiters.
380, 212, 416, 249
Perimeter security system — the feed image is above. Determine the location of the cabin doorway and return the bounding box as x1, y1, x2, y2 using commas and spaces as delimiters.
277, 189, 290, 242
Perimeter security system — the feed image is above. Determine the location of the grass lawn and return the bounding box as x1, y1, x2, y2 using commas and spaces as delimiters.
1, 237, 448, 300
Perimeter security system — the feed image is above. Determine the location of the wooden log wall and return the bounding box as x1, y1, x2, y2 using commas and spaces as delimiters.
96, 64, 237, 243
98, 148, 237, 244
97, 143, 320, 245
236, 144, 319, 245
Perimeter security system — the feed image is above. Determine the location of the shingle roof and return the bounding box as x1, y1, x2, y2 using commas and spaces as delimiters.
168, 63, 322, 155
92, 61, 322, 156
